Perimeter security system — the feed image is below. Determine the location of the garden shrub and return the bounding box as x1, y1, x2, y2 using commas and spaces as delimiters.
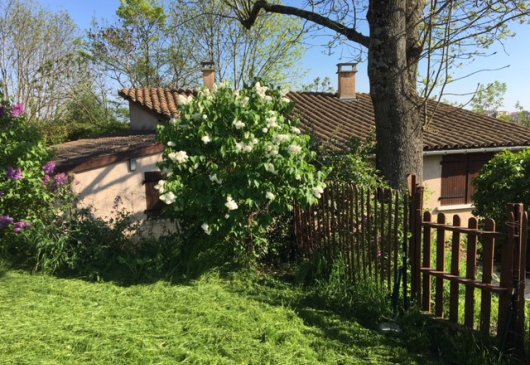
318, 135, 387, 188
473, 148, 530, 225
0, 90, 73, 262
156, 81, 328, 262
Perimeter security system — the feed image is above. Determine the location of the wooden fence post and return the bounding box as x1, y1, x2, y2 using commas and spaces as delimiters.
512, 204, 526, 357
498, 209, 515, 340
408, 174, 424, 305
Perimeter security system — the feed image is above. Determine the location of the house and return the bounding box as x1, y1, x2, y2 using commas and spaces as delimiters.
55, 62, 530, 221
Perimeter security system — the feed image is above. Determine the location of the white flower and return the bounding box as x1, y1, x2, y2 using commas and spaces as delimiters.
266, 114, 278, 129
291, 127, 301, 134
192, 113, 202, 121
168, 150, 189, 163
201, 88, 211, 97
201, 135, 212, 144
263, 95, 273, 102
177, 94, 193, 105
252, 138, 259, 145
167, 141, 176, 147
169, 118, 178, 125
280, 88, 289, 97
233, 119, 245, 129
312, 185, 325, 199
154, 179, 166, 193
235, 142, 243, 152
262, 127, 268, 133
288, 144, 302, 155
201, 223, 211, 235
266, 192, 275, 201
225, 196, 238, 211
241, 96, 249, 106
281, 97, 291, 104
224, 214, 230, 219
242, 144, 253, 153
274, 134, 290, 144
209, 174, 222, 184
160, 192, 176, 205
265, 145, 279, 157
255, 81, 268, 98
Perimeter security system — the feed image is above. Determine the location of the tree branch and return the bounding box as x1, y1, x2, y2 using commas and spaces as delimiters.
233, 0, 370, 47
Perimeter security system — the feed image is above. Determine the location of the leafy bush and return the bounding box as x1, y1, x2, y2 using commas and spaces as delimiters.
473, 149, 530, 225
319, 136, 387, 188
156, 81, 328, 261
0, 90, 72, 253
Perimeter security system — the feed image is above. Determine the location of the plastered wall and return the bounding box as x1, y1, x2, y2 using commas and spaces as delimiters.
72, 153, 162, 219
130, 103, 160, 131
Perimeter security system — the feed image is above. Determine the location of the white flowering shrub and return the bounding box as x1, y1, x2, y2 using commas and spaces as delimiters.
157, 81, 327, 259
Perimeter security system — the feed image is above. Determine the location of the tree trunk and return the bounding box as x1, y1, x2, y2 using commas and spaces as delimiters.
368, 0, 423, 189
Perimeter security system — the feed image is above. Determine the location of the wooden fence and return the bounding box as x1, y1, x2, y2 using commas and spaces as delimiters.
294, 178, 529, 357
413, 203, 528, 355
293, 183, 410, 294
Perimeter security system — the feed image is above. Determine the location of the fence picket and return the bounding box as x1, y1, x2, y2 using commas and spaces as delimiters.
464, 217, 478, 329
449, 215, 461, 324
435, 213, 446, 318
422, 211, 432, 312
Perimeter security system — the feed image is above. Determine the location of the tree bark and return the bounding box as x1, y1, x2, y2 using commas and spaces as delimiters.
367, 0, 423, 189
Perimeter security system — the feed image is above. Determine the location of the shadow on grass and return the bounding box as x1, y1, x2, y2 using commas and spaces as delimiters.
220, 272, 440, 364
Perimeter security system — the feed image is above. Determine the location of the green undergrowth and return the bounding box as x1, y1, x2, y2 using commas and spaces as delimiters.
0, 267, 437, 365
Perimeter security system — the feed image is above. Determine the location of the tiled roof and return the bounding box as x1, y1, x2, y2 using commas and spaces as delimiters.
119, 88, 196, 117
119, 88, 530, 151
53, 132, 162, 173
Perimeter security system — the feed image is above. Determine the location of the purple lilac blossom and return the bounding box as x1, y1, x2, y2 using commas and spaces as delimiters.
0, 191, 4, 197
11, 103, 25, 118
7, 166, 23, 180
13, 221, 32, 233
43, 174, 52, 185
43, 161, 56, 175
54, 173, 69, 187
0, 215, 14, 229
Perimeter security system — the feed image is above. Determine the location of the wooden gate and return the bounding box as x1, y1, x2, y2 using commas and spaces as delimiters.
409, 194, 528, 356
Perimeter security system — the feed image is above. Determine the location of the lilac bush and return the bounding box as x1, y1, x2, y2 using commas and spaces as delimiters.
157, 81, 328, 259
0, 89, 70, 241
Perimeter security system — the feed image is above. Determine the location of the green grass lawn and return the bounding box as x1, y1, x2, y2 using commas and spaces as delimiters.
0, 269, 438, 365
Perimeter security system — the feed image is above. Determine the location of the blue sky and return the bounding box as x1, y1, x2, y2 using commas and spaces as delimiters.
41, 0, 530, 111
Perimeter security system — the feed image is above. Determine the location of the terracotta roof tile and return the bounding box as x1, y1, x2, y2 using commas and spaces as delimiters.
119, 88, 530, 151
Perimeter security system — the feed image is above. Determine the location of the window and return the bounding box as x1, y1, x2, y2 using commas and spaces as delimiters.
144, 171, 164, 215
440, 153, 493, 206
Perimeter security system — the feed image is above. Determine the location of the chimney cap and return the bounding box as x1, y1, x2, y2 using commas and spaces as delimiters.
201, 61, 215, 71
337, 63, 357, 73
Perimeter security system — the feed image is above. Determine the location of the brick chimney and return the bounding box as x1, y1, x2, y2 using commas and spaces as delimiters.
337, 63, 357, 100
201, 61, 215, 90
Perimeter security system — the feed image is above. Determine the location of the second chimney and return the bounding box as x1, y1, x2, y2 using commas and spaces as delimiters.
201, 61, 215, 90
337, 63, 357, 100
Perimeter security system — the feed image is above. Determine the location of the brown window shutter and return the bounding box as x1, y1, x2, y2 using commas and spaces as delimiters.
144, 171, 164, 215
467, 153, 493, 203
440, 154, 467, 205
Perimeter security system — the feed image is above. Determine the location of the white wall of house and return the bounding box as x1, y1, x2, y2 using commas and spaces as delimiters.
130, 103, 160, 131
72, 153, 162, 219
